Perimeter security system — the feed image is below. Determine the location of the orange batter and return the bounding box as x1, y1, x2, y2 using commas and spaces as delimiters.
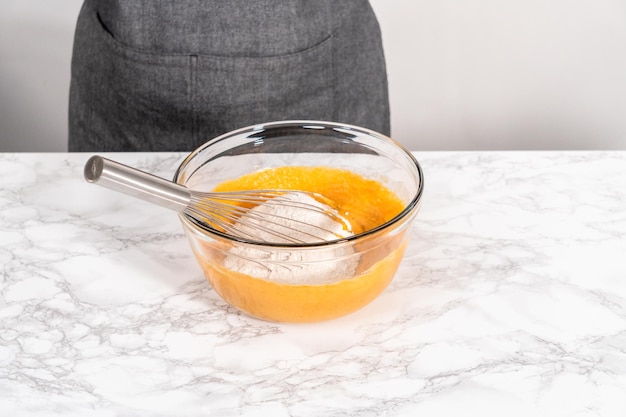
189, 166, 409, 322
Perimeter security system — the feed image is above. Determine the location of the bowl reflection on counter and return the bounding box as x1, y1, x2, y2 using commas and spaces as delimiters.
174, 121, 424, 322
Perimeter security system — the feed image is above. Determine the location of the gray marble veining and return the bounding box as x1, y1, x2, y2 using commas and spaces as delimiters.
1, 151, 626, 416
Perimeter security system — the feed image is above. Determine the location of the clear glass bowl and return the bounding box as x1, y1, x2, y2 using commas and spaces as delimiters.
174, 121, 424, 322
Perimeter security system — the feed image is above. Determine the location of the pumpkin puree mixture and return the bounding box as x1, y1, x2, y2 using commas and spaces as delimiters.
191, 166, 409, 322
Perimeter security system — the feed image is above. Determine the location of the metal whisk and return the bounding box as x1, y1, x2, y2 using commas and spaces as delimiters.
84, 156, 353, 244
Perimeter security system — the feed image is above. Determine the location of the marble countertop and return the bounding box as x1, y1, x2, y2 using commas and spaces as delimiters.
2, 151, 626, 416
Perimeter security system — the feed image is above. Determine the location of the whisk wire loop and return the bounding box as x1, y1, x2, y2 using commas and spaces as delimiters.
189, 190, 351, 243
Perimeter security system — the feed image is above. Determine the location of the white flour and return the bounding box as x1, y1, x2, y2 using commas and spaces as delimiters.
230, 193, 352, 243
223, 193, 359, 284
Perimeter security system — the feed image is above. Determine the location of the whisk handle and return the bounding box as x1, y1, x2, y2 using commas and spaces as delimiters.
84, 155, 190, 212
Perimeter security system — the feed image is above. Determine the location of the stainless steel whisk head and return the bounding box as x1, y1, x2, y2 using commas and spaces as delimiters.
84, 156, 353, 244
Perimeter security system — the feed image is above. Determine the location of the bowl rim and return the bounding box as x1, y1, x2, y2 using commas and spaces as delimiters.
173, 120, 424, 248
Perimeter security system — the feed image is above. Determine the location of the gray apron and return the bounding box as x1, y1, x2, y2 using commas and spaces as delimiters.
68, 0, 390, 151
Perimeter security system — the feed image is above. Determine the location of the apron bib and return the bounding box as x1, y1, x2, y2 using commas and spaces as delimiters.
69, 0, 389, 151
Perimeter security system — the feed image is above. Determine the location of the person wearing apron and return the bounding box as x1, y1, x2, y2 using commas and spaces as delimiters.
68, 0, 390, 151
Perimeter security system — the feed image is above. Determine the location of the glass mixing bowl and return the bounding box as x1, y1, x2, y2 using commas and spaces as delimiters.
174, 121, 424, 322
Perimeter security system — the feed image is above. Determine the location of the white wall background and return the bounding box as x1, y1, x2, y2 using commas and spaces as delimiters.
0, 1, 82, 152
1, 0, 626, 151
372, 0, 626, 150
